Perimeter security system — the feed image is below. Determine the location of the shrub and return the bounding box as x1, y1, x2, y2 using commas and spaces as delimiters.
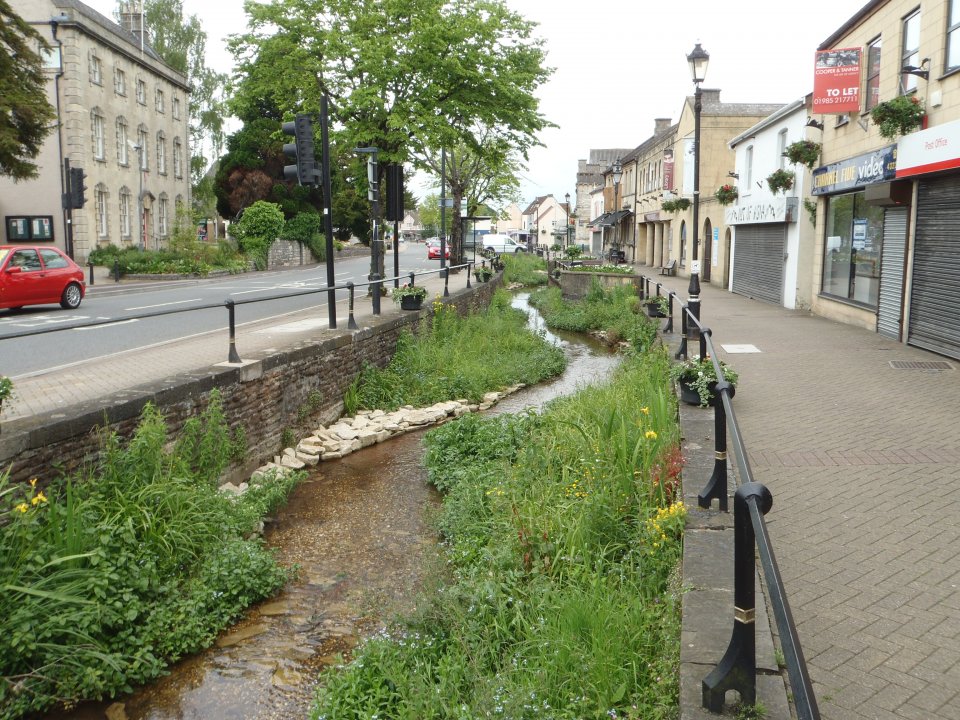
280, 212, 326, 262
232, 201, 284, 269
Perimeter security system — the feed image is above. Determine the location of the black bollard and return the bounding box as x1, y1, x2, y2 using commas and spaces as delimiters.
347, 281, 358, 330
225, 300, 242, 363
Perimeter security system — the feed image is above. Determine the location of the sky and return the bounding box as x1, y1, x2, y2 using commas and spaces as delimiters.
84, 0, 871, 207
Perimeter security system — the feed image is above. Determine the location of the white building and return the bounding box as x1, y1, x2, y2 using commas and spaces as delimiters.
3, 0, 190, 262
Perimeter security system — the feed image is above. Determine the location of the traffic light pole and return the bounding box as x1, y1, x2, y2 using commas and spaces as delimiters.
320, 96, 337, 329
63, 158, 75, 259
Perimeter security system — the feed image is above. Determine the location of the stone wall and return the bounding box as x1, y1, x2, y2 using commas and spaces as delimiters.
559, 269, 642, 300
0, 279, 499, 485
267, 239, 319, 268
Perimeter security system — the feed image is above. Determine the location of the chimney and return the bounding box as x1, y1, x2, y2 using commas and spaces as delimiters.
118, 1, 148, 48
654, 118, 672, 135
700, 89, 721, 106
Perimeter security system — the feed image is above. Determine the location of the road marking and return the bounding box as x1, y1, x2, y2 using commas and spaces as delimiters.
126, 298, 202, 311
74, 319, 139, 331
0, 315, 86, 328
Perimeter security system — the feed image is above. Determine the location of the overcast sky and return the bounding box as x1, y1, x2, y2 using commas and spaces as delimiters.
85, 0, 870, 206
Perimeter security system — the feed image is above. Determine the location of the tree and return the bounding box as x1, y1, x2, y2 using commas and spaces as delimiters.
229, 0, 552, 259
121, 0, 228, 201
0, 0, 56, 180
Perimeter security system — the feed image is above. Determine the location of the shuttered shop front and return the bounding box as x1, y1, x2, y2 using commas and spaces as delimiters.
731, 224, 785, 304
908, 174, 960, 358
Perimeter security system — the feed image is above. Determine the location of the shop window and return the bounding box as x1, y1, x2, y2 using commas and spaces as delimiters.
821, 191, 885, 308
901, 10, 921, 94
866, 37, 881, 111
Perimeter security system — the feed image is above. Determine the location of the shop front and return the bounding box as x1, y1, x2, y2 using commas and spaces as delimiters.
726, 197, 798, 306
896, 119, 960, 358
812, 145, 903, 333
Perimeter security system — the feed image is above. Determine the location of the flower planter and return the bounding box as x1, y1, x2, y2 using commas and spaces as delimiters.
474, 273, 491, 283
400, 296, 424, 311
646, 303, 667, 318
678, 379, 736, 407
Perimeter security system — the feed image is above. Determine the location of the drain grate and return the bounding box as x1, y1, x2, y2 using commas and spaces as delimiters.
889, 360, 954, 370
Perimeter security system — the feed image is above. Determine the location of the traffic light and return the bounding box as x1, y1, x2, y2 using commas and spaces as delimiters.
366, 154, 378, 202
282, 114, 319, 186
386, 164, 404, 221
69, 167, 87, 209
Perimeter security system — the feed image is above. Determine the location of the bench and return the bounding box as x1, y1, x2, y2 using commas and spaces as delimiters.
659, 259, 677, 276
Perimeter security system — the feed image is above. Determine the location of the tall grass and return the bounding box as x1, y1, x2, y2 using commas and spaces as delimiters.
348, 289, 567, 412
312, 348, 685, 719
530, 282, 659, 352
503, 252, 550, 286
0, 392, 300, 718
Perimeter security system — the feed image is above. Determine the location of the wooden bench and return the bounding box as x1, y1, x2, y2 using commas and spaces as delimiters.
659, 258, 677, 276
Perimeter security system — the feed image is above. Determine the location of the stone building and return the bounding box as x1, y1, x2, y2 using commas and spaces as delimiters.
3, 0, 190, 262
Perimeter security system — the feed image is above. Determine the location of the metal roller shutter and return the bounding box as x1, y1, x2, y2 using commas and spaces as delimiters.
908, 174, 960, 358
877, 207, 908, 340
731, 224, 785, 305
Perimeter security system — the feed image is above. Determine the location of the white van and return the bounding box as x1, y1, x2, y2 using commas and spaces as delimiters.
481, 234, 527, 255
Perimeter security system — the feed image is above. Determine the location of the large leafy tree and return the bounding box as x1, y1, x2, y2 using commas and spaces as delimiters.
0, 0, 56, 180
229, 0, 552, 262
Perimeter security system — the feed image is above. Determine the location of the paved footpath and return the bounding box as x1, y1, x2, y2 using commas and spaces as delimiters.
680, 281, 960, 720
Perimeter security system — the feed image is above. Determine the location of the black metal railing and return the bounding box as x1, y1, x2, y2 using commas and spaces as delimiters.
0, 262, 478, 365
639, 274, 820, 720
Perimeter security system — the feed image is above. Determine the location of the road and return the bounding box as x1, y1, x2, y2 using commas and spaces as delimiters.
0, 243, 463, 377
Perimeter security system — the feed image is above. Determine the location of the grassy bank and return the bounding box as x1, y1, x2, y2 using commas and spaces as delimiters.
312, 348, 685, 719
502, 253, 550, 286
0, 393, 301, 718
530, 283, 659, 352
345, 289, 567, 413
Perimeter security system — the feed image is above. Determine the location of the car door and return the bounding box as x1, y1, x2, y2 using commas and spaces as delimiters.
38, 248, 74, 300
4, 249, 44, 304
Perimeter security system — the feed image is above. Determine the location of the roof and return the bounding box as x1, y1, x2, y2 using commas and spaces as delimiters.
728, 98, 807, 148
522, 195, 551, 215
589, 209, 633, 228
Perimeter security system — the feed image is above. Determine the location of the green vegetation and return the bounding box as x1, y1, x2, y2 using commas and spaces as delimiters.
0, 392, 301, 718
231, 200, 285, 270
565, 263, 634, 274
89, 241, 247, 277
312, 348, 685, 719
279, 211, 326, 262
345, 290, 566, 413
530, 282, 659, 352
502, 252, 549, 286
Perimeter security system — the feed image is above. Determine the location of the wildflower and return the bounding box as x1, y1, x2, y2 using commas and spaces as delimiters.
645, 430, 658, 440
29, 478, 37, 487
31, 491, 47, 505
640, 407, 650, 415
15, 503, 28, 513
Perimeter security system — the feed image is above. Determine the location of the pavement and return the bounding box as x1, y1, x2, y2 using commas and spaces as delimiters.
5, 261, 960, 719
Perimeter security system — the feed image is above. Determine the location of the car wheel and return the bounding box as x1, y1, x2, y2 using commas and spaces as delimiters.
60, 283, 82, 309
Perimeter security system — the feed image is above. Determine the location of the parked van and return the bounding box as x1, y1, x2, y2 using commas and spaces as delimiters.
481, 234, 527, 255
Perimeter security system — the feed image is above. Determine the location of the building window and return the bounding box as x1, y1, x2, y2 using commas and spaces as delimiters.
157, 132, 166, 175
114, 66, 126, 95
89, 52, 102, 85
116, 117, 129, 166
679, 221, 687, 266
172, 96, 181, 120
136, 78, 146, 105
155, 88, 165, 113
948, 1, 960, 71
865, 37, 882, 111
138, 126, 149, 170
158, 194, 169, 237
173, 138, 183, 178
778, 129, 788, 170
745, 145, 754, 191
95, 184, 109, 238
91, 109, 105, 161
820, 191, 884, 308
901, 10, 921, 94
119, 187, 132, 238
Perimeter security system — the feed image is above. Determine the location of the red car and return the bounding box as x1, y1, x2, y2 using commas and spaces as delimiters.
426, 238, 449, 260
0, 245, 86, 310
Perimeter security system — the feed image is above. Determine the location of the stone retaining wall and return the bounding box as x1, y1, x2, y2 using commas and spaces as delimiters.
0, 279, 499, 486
559, 269, 642, 300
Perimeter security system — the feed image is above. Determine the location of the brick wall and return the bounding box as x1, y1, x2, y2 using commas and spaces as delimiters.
0, 279, 499, 486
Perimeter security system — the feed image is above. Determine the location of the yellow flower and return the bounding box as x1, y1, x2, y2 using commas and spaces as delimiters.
29, 478, 37, 488
15, 503, 28, 513
645, 430, 658, 440
640, 407, 650, 415
31, 491, 47, 505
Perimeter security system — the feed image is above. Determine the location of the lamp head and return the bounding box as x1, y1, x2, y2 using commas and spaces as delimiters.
687, 42, 710, 84
612, 157, 623, 185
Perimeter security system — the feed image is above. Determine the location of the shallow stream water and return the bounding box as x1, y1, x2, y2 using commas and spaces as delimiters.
55, 293, 620, 720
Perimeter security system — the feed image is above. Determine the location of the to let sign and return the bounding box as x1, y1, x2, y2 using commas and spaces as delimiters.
812, 47, 862, 114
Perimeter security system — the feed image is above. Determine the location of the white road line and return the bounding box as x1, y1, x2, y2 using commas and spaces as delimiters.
74, 319, 139, 330
126, 298, 202, 311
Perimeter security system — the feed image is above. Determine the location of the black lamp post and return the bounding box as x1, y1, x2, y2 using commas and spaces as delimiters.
686, 42, 709, 329
564, 192, 572, 249
612, 157, 622, 263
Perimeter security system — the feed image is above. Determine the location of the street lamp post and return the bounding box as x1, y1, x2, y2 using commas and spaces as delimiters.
686, 42, 710, 331
612, 157, 622, 263
565, 192, 572, 249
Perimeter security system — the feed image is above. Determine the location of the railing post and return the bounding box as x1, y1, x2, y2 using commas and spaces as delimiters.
698, 376, 734, 511
372, 275, 381, 316
664, 293, 674, 334
702, 483, 772, 712
88, 263, 95, 286
676, 306, 689, 360
225, 300, 242, 363
467, 262, 472, 288
409, 271, 416, 288
114, 259, 120, 283
346, 281, 358, 330
442, 267, 450, 297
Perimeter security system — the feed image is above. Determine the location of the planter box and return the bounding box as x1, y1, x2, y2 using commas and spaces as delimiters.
400, 295, 424, 311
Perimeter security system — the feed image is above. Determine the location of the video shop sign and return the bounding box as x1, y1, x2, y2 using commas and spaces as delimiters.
812, 47, 862, 114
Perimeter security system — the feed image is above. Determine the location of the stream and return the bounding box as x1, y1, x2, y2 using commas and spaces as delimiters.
55, 294, 621, 720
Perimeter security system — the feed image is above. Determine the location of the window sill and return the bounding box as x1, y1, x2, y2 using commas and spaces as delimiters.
817, 292, 876, 312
